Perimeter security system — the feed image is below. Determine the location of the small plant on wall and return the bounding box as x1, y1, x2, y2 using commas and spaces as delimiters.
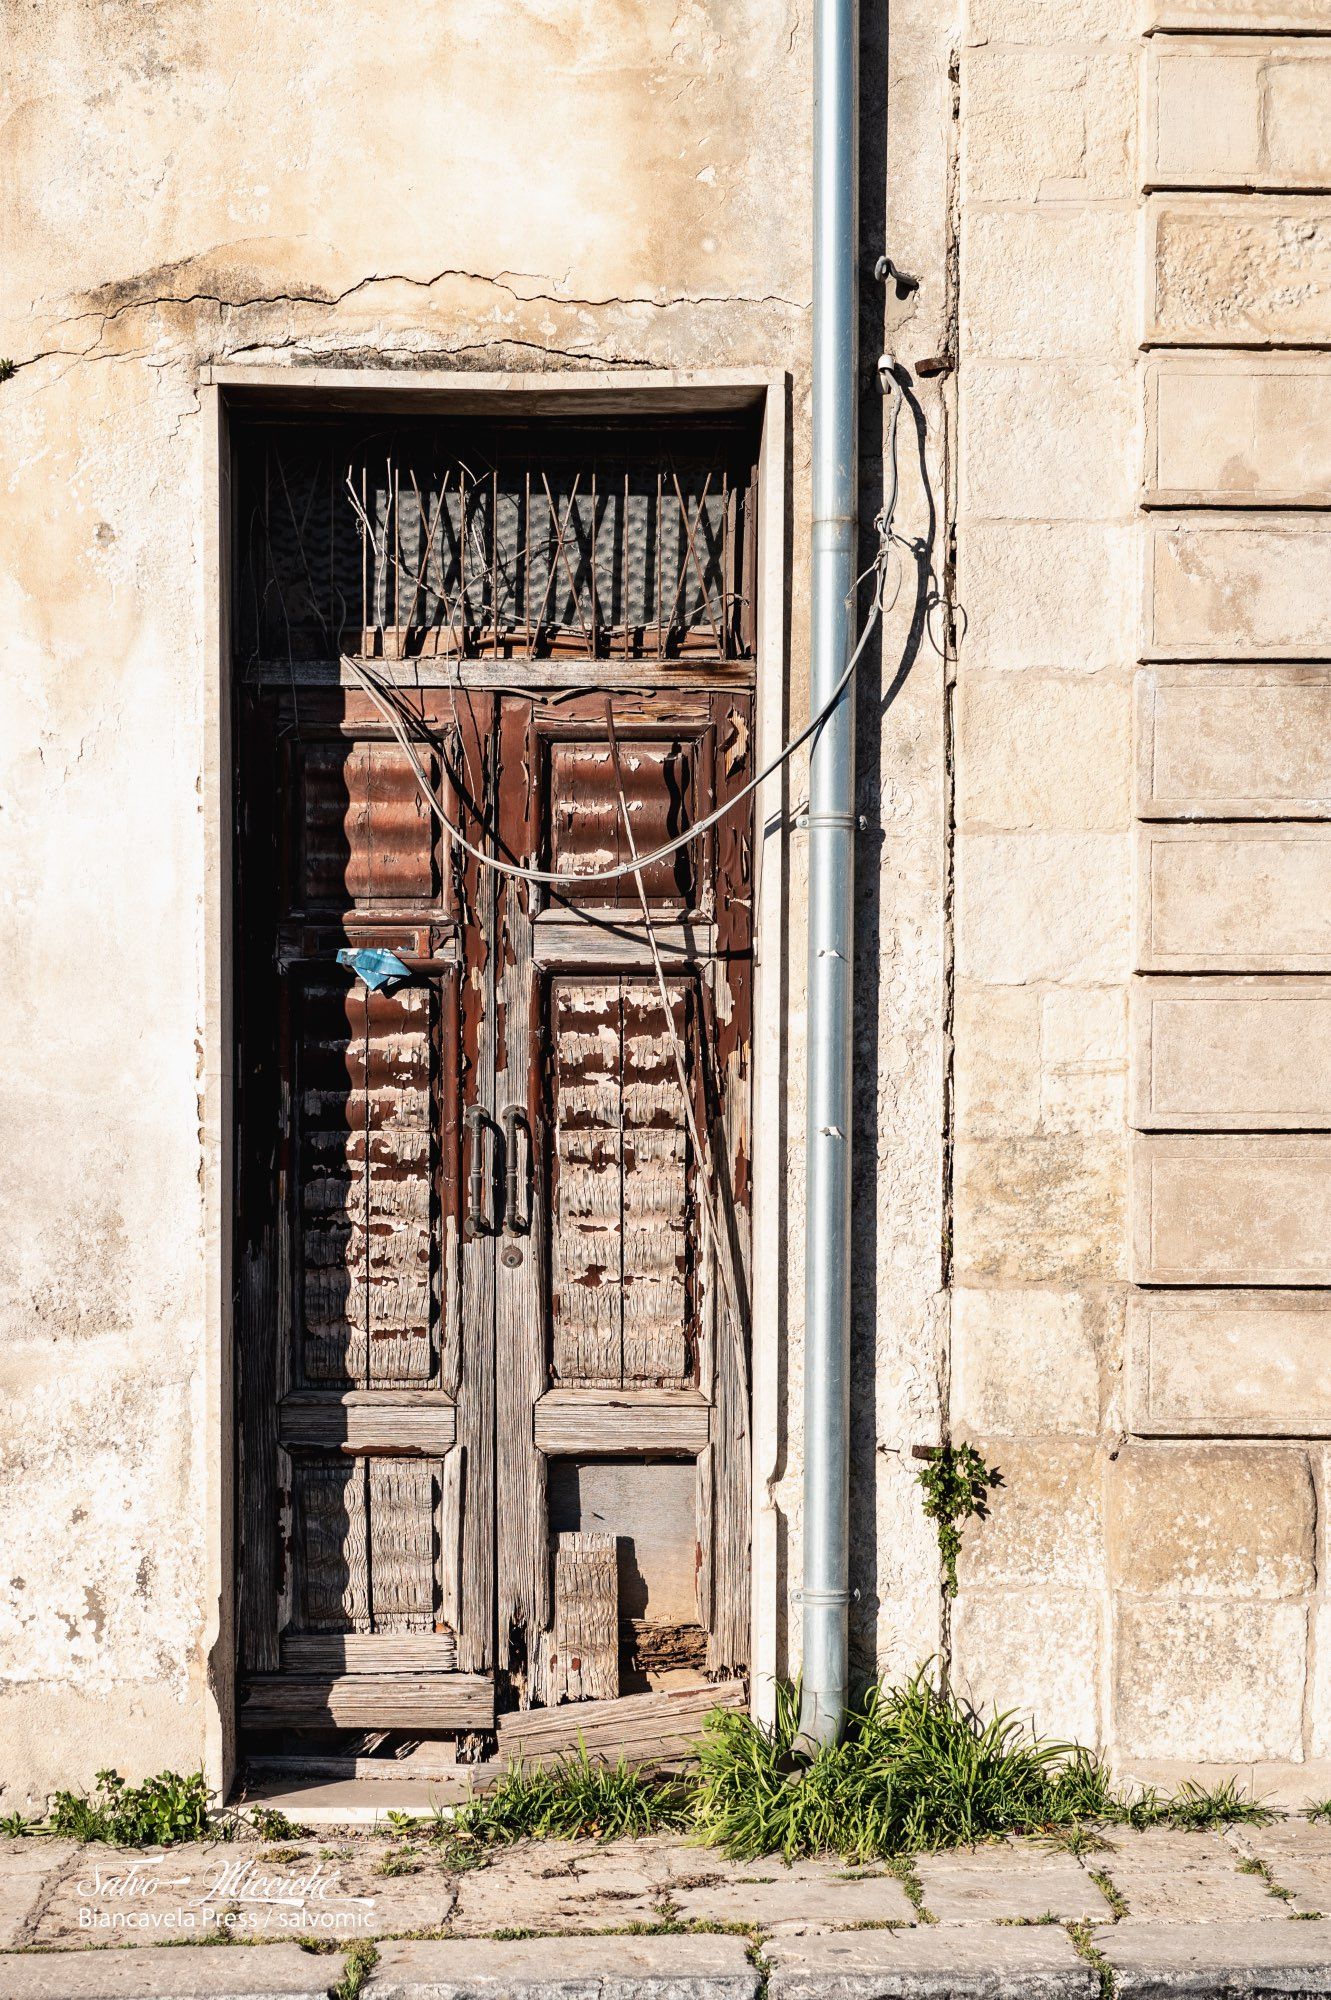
915, 1443, 1004, 1597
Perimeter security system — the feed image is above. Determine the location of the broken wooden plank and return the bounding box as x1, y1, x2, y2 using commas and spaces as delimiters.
239, 1673, 494, 1731
533, 1388, 710, 1456
550, 1533, 619, 1704
280, 1632, 457, 1673
495, 1679, 746, 1765
278, 1390, 456, 1455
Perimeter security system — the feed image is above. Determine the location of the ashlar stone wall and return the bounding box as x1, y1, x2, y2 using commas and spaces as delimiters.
952, 0, 1331, 1789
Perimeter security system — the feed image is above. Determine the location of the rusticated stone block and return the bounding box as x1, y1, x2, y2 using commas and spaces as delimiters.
1130, 976, 1331, 1128
958, 832, 1130, 983
1143, 515, 1331, 660
1146, 1, 1331, 34
1109, 1443, 1315, 1596
952, 1287, 1103, 1436
953, 1588, 1101, 1745
1135, 666, 1331, 818
959, 674, 1130, 832
1136, 825, 1331, 972
1145, 196, 1331, 345
956, 1439, 1103, 1589
1131, 1133, 1331, 1284
1144, 357, 1331, 507
1126, 1290, 1331, 1436
1113, 1597, 1306, 1760
964, 44, 1136, 203
963, 363, 1136, 523
959, 520, 1137, 674
964, 208, 1138, 360
1144, 36, 1331, 191
956, 1135, 1126, 1283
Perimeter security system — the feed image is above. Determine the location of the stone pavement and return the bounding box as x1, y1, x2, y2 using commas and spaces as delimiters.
7, 1821, 1331, 1997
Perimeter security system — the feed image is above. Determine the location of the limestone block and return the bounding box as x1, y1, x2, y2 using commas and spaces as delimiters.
1131, 1133, 1331, 1283
1135, 666, 1331, 817
914, 1843, 1112, 1924
952, 1287, 1102, 1435
957, 832, 1131, 983
964, 45, 1137, 204
968, 0, 1140, 40
955, 1439, 1104, 1589
962, 365, 1137, 523
1226, 1816, 1331, 1911
1126, 1290, 1331, 1436
1108, 1443, 1314, 1596
954, 985, 1042, 1137
963, 208, 1139, 359
1136, 825, 1331, 972
957, 674, 1131, 832
1042, 987, 1128, 1133
1131, 975, 1331, 1127
1145, 196, 1331, 345
1142, 515, 1331, 661
955, 1135, 1125, 1282
1146, 2, 1331, 40
1089, 1830, 1281, 1922
1144, 356, 1331, 506
1112, 1598, 1306, 1760
953, 1587, 1102, 1744
1144, 36, 1331, 191
766, 1925, 1091, 2000
959, 521, 1138, 674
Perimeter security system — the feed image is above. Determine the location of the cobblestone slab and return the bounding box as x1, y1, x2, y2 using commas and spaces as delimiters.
1227, 1822, 1331, 1915
913, 1844, 1110, 1924
1090, 1830, 1277, 1922
764, 1922, 1096, 2000
0, 1842, 77, 1948
1093, 1916, 1331, 1993
365, 1933, 760, 1999
0, 1942, 338, 1999
668, 1861, 914, 1933
447, 1840, 663, 1936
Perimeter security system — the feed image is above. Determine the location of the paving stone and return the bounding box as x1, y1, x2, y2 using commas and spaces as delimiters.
33, 1838, 455, 1948
447, 1838, 663, 1936
1091, 1830, 1277, 1923
366, 1932, 761, 1998
668, 1858, 914, 1933
765, 1922, 1096, 2000
0, 1942, 337, 1999
1227, 1821, 1331, 1915
914, 1842, 1110, 1924
1092, 1915, 1331, 1993
0, 1839, 78, 1948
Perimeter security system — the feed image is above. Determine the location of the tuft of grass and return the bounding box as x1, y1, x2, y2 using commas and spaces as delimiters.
1067, 1919, 1115, 2000
330, 1939, 379, 2000
424, 1748, 691, 1865
1307, 1800, 1331, 1824
0, 1811, 35, 1837
1141, 1779, 1275, 1832
1088, 1867, 1128, 1920
48, 1769, 225, 1846
691, 1673, 1120, 1860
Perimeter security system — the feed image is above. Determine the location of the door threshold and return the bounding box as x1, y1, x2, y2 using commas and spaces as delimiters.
236, 1769, 493, 1825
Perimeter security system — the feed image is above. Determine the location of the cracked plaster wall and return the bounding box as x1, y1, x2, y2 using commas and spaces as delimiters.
0, 0, 955, 1803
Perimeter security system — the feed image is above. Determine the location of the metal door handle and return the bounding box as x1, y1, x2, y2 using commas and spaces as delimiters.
464, 1104, 493, 1238
501, 1104, 529, 1239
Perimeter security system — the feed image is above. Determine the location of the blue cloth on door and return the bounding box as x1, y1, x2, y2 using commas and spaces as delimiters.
336, 947, 412, 991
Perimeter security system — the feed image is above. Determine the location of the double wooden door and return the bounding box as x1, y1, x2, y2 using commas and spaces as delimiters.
234, 678, 753, 1742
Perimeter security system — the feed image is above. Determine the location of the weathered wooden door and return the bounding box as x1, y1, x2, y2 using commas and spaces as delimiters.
232, 414, 759, 1752
490, 691, 754, 1707
235, 686, 498, 1737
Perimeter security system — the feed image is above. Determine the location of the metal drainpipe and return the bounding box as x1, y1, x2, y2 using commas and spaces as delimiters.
801, 0, 859, 1748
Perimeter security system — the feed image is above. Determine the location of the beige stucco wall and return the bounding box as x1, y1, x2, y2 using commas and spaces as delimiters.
3, 0, 1327, 1810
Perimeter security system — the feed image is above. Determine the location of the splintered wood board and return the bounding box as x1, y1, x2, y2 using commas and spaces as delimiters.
280, 1632, 458, 1673
495, 1679, 746, 1765
534, 1388, 710, 1456
240, 1673, 494, 1730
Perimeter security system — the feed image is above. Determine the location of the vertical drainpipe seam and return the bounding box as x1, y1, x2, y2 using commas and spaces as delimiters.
801, 0, 859, 1748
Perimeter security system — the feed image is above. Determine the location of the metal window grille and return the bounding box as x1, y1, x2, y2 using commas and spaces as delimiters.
234, 419, 758, 664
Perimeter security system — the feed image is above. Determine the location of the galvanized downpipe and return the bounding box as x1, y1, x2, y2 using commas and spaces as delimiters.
801, 0, 859, 1749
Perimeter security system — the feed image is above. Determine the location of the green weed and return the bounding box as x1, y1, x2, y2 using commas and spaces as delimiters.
915, 1447, 1004, 1597
246, 1807, 307, 1841
432, 1748, 690, 1862
0, 1811, 34, 1837
48, 1769, 224, 1846
329, 1939, 379, 2000
691, 1673, 1119, 1860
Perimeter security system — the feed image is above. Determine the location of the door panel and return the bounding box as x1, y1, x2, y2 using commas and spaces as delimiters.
236, 687, 494, 1718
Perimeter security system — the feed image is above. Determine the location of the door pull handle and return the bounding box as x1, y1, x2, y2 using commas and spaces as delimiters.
464, 1104, 493, 1238
500, 1104, 529, 1264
